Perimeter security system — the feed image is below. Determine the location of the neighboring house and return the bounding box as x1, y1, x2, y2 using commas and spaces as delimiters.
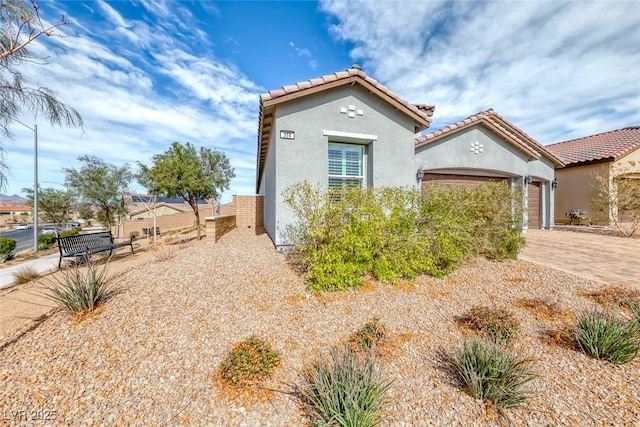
546, 126, 640, 225
126, 195, 214, 220
0, 205, 33, 226
415, 109, 564, 230
256, 65, 435, 247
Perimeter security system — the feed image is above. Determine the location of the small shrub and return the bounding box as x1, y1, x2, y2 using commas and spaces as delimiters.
349, 318, 387, 353
444, 339, 535, 409
219, 336, 280, 386
0, 237, 17, 261
12, 266, 40, 285
460, 306, 521, 344
150, 244, 174, 262
129, 231, 140, 240
575, 309, 640, 364
37, 233, 57, 250
43, 256, 112, 314
297, 345, 391, 427
580, 286, 640, 310
59, 227, 81, 238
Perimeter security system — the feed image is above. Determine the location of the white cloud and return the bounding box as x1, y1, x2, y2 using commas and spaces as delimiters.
3, 2, 261, 202
320, 0, 640, 143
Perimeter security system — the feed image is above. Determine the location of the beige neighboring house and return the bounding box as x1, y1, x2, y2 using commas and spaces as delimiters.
126, 195, 214, 220
547, 126, 640, 225
0, 205, 32, 226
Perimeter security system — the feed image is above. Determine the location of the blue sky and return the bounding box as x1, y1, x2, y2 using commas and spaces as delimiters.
3, 0, 639, 202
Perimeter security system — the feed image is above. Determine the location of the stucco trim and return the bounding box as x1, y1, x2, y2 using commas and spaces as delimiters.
323, 130, 378, 141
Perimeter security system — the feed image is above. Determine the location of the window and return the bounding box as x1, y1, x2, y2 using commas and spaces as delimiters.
328, 143, 364, 188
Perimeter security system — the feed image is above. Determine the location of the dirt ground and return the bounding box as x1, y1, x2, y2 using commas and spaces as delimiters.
0, 236, 193, 348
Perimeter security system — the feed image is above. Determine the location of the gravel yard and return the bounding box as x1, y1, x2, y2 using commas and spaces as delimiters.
1, 228, 639, 425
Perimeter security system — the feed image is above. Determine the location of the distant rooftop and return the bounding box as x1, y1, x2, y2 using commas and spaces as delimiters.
546, 126, 640, 165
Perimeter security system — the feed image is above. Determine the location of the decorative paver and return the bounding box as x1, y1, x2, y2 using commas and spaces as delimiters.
520, 229, 640, 289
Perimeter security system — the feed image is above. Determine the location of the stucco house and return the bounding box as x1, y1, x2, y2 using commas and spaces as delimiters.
546, 126, 640, 225
415, 109, 564, 230
256, 66, 562, 247
256, 65, 435, 247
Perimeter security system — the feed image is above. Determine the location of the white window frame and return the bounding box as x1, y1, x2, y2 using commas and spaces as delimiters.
328, 143, 365, 189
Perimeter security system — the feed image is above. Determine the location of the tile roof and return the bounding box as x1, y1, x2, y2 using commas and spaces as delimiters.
546, 126, 640, 165
415, 109, 564, 166
256, 65, 435, 192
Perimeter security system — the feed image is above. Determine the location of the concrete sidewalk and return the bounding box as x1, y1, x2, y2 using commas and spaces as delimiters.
0, 253, 60, 289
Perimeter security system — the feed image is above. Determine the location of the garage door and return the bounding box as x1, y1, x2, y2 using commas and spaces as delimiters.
422, 173, 507, 187
528, 182, 540, 228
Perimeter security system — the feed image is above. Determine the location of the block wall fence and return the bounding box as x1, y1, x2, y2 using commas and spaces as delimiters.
205, 195, 264, 244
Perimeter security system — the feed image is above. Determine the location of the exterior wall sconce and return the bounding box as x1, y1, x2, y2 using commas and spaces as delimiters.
523, 175, 532, 184
417, 166, 427, 182
551, 178, 559, 189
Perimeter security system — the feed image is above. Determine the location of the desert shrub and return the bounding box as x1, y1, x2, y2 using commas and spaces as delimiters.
12, 266, 40, 285
444, 339, 535, 409
283, 181, 524, 292
297, 345, 391, 427
349, 318, 387, 353
460, 306, 521, 344
59, 227, 81, 238
43, 255, 112, 314
219, 336, 280, 386
575, 309, 640, 364
129, 231, 140, 240
37, 233, 57, 250
0, 237, 17, 261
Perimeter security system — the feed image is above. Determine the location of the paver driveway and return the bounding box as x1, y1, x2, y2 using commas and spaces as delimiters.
520, 229, 640, 289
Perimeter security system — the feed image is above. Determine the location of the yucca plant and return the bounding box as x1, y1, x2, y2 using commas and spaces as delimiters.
575, 309, 640, 364
44, 255, 112, 314
12, 266, 40, 285
297, 345, 392, 427
445, 339, 535, 409
628, 298, 640, 325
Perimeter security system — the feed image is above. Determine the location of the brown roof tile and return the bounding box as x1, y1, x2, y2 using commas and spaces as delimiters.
546, 126, 640, 165
415, 109, 564, 166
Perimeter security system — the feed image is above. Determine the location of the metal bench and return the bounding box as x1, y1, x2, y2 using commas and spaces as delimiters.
56, 230, 134, 268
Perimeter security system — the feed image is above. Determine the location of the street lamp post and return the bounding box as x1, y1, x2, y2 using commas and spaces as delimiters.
15, 120, 38, 251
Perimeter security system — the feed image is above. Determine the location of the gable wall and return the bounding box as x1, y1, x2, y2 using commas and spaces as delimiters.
415, 126, 531, 176
268, 84, 418, 246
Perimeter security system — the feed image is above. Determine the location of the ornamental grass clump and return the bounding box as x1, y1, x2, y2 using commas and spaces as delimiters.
219, 336, 281, 386
575, 309, 640, 364
44, 256, 112, 314
297, 345, 392, 427
445, 339, 535, 410
460, 306, 521, 344
12, 266, 40, 285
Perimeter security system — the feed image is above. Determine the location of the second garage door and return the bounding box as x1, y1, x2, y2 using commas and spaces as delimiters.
528, 182, 540, 228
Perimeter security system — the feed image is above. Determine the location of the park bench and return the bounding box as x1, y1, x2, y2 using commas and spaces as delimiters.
56, 230, 134, 268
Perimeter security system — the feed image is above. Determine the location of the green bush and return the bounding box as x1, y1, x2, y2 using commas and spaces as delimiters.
460, 306, 521, 344
37, 233, 57, 250
0, 237, 17, 261
59, 227, 81, 238
445, 339, 535, 409
349, 318, 387, 353
43, 256, 112, 314
129, 231, 140, 240
575, 309, 640, 364
297, 345, 391, 427
283, 181, 524, 291
219, 336, 280, 386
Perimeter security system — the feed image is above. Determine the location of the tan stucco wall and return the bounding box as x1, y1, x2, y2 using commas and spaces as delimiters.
613, 146, 640, 171
554, 162, 610, 224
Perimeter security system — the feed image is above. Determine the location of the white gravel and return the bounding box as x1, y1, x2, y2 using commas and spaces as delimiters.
1, 228, 639, 426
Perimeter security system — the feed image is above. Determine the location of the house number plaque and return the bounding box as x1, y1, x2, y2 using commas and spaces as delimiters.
280, 130, 295, 140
